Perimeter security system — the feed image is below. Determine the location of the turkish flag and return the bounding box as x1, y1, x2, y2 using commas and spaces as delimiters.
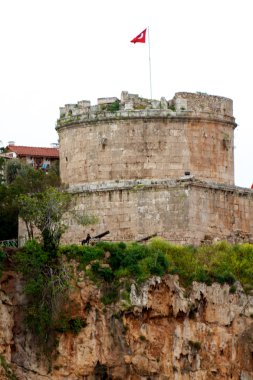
130, 29, 147, 44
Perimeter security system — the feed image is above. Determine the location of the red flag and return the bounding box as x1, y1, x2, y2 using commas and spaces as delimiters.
131, 29, 147, 44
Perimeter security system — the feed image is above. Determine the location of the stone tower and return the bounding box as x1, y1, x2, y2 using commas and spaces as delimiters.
56, 91, 253, 245
58, 91, 235, 186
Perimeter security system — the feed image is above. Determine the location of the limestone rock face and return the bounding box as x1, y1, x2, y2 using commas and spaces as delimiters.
1, 271, 253, 379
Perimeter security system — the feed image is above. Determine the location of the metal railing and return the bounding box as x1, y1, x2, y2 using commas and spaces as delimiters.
0, 239, 18, 248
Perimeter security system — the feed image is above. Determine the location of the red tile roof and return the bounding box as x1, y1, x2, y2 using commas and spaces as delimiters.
7, 145, 59, 158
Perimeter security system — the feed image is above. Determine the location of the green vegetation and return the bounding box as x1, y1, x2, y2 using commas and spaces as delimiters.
60, 240, 168, 284
168, 104, 176, 111
134, 104, 146, 110
59, 238, 253, 291
0, 354, 18, 380
229, 284, 237, 294
0, 146, 6, 185
149, 239, 248, 288
0, 160, 60, 241
18, 187, 71, 252
0, 248, 6, 277
0, 182, 19, 240
105, 100, 120, 112
55, 316, 86, 335
15, 240, 80, 353
16, 241, 70, 344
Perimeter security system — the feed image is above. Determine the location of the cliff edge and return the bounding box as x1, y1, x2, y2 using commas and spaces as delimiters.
1, 270, 253, 379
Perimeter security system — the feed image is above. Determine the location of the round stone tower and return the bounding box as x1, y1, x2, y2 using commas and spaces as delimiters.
57, 91, 236, 188
56, 91, 242, 245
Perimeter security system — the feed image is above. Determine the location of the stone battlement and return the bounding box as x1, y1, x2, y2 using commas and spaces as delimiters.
56, 91, 235, 128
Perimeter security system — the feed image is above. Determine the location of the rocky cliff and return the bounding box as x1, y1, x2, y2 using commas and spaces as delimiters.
1, 270, 253, 379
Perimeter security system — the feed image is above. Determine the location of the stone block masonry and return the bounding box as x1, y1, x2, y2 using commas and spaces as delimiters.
60, 178, 253, 246
57, 91, 236, 187
54, 91, 253, 245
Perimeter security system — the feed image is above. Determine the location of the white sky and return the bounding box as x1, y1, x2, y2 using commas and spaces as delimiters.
0, 0, 252, 187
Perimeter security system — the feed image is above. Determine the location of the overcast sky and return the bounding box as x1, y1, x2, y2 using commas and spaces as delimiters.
0, 0, 252, 187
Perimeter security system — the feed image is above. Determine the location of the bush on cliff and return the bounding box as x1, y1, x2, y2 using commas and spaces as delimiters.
58, 241, 169, 284
0, 248, 6, 277
15, 240, 79, 352
149, 238, 253, 288
58, 238, 253, 291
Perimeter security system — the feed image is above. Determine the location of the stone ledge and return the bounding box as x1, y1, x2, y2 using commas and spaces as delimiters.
56, 110, 236, 129
67, 177, 253, 195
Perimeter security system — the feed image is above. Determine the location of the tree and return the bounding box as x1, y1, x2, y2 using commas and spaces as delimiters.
5, 159, 22, 184
0, 183, 18, 240
18, 187, 71, 252
10, 164, 60, 195
0, 143, 6, 185
0, 157, 5, 185
0, 162, 61, 241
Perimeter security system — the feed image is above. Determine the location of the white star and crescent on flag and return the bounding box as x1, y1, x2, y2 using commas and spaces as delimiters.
130, 29, 147, 44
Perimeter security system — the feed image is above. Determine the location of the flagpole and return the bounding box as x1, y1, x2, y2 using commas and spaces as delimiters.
148, 26, 152, 99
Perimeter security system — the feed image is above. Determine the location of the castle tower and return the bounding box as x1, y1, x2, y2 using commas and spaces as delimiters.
56, 92, 253, 245
57, 91, 236, 187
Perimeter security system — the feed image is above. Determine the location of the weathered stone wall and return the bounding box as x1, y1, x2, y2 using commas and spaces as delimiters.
57, 91, 236, 186
62, 179, 191, 245
18, 178, 253, 246
188, 181, 253, 245
58, 178, 253, 246
173, 91, 233, 116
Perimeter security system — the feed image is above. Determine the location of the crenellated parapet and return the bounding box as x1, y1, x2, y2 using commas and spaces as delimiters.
56, 91, 235, 128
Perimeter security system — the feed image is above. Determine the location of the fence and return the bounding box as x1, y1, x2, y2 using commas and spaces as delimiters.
0, 239, 18, 248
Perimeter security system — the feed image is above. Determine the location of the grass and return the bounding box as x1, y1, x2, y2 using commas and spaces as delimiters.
59, 238, 253, 291
57, 238, 253, 310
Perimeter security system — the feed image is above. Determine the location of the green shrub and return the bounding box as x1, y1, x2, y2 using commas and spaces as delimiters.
0, 354, 18, 380
15, 240, 71, 352
193, 269, 212, 285
0, 248, 6, 277
106, 100, 120, 112
55, 316, 86, 335
101, 289, 118, 305
42, 240, 253, 314
58, 244, 104, 267
17, 240, 50, 276
121, 243, 148, 275
107, 245, 126, 271
213, 271, 236, 285
89, 261, 114, 282
229, 285, 237, 294
118, 242, 126, 249
114, 267, 130, 278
